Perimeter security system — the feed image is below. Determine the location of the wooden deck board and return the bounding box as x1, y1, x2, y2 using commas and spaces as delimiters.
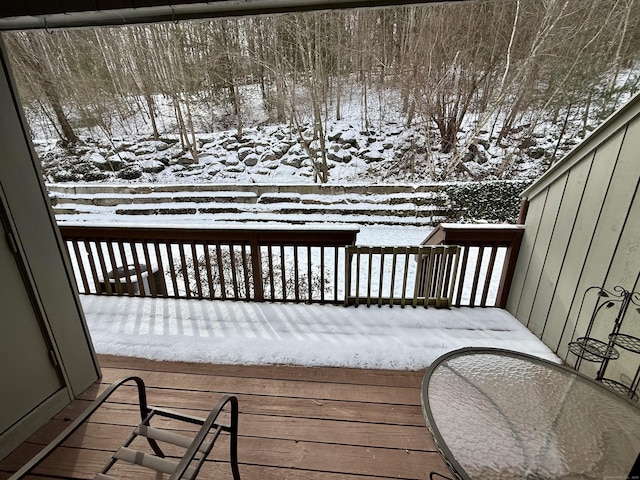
0, 355, 450, 480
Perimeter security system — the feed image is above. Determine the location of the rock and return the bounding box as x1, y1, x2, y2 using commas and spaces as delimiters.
139, 159, 166, 173
527, 148, 546, 159
282, 156, 305, 168
476, 138, 491, 150
225, 155, 240, 166
71, 162, 98, 175
51, 169, 80, 182
167, 145, 185, 159
327, 149, 352, 163
117, 166, 143, 179
466, 143, 488, 164
244, 153, 259, 167
518, 138, 537, 149
363, 150, 384, 163
340, 130, 359, 147
238, 147, 253, 161
327, 131, 342, 141
84, 152, 107, 167
201, 141, 218, 151
260, 151, 277, 162
112, 140, 135, 152
271, 143, 291, 159
103, 152, 134, 171
287, 144, 305, 156
205, 162, 225, 175
134, 140, 170, 154
83, 169, 110, 181
177, 152, 196, 166
226, 164, 245, 173
70, 145, 93, 156
198, 155, 218, 165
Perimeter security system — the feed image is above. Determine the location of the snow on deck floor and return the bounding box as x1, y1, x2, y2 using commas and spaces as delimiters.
81, 295, 559, 370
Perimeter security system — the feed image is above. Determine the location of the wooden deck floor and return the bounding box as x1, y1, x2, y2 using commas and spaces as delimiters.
0, 355, 449, 479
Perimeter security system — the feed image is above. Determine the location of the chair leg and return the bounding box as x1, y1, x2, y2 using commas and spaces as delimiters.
228, 396, 241, 480
430, 472, 454, 480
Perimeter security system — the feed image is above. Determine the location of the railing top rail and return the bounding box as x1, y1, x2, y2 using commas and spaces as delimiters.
422, 223, 524, 245
435, 223, 525, 231
58, 224, 358, 246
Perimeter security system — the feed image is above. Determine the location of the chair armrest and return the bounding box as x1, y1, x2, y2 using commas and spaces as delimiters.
170, 395, 239, 480
8, 376, 151, 480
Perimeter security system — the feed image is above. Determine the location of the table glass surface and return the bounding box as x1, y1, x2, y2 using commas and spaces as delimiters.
422, 349, 640, 480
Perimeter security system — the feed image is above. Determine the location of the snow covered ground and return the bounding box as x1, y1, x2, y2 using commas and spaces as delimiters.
82, 295, 558, 370
44, 84, 560, 370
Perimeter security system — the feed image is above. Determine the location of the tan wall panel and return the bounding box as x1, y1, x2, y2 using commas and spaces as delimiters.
506, 191, 547, 313
584, 122, 640, 388
513, 179, 567, 326
538, 148, 614, 354
550, 119, 637, 362
592, 205, 640, 389
526, 159, 592, 338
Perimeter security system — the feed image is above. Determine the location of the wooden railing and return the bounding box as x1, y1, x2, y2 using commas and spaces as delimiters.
344, 245, 460, 308
422, 223, 524, 308
59, 225, 357, 304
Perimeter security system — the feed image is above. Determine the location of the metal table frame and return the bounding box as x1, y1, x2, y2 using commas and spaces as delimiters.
421, 347, 640, 480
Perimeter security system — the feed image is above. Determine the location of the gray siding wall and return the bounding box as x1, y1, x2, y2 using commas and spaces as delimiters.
508, 93, 640, 384
0, 38, 100, 458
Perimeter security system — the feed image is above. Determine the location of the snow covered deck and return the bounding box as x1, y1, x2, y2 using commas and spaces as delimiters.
0, 298, 559, 479
81, 295, 558, 369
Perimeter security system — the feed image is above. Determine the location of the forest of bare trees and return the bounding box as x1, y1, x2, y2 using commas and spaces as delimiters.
3, 0, 640, 181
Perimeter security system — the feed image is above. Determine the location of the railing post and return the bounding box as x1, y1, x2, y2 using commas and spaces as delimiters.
344, 245, 354, 306
249, 234, 264, 301
495, 231, 523, 308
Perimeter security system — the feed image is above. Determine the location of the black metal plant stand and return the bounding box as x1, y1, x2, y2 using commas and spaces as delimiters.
567, 285, 640, 400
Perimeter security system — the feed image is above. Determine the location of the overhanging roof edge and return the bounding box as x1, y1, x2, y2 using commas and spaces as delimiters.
0, 0, 465, 31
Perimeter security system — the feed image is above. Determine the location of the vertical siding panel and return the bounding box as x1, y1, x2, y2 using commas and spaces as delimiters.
594, 188, 640, 387
554, 125, 635, 359
518, 129, 623, 353
515, 179, 566, 328
600, 116, 640, 290
601, 184, 640, 293
528, 159, 591, 338
541, 144, 619, 353
540, 154, 596, 350
506, 193, 547, 314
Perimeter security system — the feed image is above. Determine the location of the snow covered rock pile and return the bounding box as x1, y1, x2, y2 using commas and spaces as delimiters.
33, 122, 549, 185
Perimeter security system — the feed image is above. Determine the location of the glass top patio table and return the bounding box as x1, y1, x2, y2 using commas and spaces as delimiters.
421, 348, 640, 480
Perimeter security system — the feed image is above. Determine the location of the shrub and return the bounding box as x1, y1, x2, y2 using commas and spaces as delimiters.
445, 180, 533, 223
